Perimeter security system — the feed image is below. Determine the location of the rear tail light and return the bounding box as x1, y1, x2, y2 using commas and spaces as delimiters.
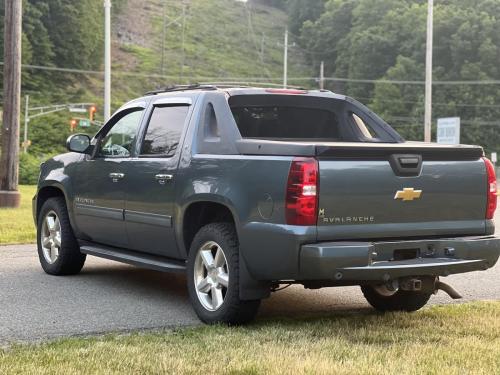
285, 157, 318, 225
483, 157, 497, 219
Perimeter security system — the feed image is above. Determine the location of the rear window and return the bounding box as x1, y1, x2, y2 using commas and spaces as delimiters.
231, 106, 341, 140
228, 94, 403, 143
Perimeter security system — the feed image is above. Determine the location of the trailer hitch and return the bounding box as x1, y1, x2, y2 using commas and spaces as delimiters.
397, 276, 462, 299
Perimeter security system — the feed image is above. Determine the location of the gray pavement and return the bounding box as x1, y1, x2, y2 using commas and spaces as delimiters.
1, 222, 499, 345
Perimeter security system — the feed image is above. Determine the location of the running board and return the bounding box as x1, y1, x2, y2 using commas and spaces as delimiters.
79, 243, 186, 272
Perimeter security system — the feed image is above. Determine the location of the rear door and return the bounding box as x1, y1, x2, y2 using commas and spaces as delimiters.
122, 97, 193, 258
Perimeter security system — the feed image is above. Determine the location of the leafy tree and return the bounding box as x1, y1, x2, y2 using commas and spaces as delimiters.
294, 0, 500, 151
287, 0, 326, 35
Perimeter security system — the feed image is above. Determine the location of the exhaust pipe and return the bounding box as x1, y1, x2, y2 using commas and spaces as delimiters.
435, 280, 462, 299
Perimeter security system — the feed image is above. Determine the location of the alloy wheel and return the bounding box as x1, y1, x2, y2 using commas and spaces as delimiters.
41, 210, 62, 264
193, 241, 229, 311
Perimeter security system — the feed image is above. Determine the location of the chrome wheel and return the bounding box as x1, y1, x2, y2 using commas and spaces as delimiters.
193, 241, 229, 311
41, 210, 61, 264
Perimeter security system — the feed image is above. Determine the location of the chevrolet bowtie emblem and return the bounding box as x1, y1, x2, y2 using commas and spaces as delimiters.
394, 188, 422, 201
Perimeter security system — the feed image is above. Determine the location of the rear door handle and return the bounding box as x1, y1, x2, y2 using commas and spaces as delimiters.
155, 174, 173, 184
109, 172, 125, 182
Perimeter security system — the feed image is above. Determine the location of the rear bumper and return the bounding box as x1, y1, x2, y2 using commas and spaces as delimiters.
299, 235, 500, 282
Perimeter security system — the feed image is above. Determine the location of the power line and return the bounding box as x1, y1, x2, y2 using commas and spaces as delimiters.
3, 62, 500, 86
355, 96, 500, 109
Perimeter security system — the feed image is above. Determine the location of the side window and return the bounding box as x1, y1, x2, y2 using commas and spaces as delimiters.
98, 109, 144, 157
141, 105, 189, 157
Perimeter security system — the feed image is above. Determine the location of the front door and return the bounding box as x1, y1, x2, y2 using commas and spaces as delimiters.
72, 107, 145, 248
123, 102, 191, 258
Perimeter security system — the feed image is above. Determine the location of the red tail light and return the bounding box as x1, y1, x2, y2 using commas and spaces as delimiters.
285, 157, 318, 225
483, 157, 497, 219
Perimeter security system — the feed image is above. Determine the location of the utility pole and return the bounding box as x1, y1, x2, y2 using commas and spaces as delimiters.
319, 61, 325, 90
424, 0, 433, 142
260, 33, 265, 64
283, 27, 288, 88
160, 0, 166, 76
104, 0, 112, 122
23, 95, 29, 154
180, 1, 187, 83
0, 0, 22, 207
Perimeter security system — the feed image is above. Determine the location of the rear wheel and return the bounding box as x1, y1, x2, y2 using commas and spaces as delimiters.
37, 197, 86, 275
187, 223, 261, 325
361, 284, 432, 312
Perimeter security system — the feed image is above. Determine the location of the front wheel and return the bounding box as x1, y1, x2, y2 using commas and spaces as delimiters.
186, 223, 261, 325
37, 197, 86, 275
361, 284, 432, 312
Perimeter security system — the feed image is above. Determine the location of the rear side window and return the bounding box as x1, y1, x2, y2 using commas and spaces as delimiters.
231, 106, 341, 140
141, 105, 189, 157
351, 113, 375, 139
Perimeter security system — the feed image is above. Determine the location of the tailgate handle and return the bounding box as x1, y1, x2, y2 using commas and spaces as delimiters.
389, 154, 422, 176
399, 157, 419, 167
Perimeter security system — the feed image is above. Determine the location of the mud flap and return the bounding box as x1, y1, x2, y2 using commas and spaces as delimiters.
239, 253, 271, 300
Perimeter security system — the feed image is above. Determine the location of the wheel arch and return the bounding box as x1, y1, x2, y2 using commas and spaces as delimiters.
180, 198, 270, 301
35, 182, 79, 236
181, 200, 237, 256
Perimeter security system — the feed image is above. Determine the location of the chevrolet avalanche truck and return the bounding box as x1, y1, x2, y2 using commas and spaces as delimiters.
33, 85, 500, 324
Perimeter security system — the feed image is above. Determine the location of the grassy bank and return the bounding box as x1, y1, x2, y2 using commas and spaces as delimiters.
1, 302, 499, 374
0, 185, 37, 245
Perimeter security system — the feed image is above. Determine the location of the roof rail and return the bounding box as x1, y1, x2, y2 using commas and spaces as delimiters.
144, 84, 218, 96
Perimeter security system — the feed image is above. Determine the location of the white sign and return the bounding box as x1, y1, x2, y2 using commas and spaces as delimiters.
437, 117, 460, 144
69, 107, 87, 113
492, 152, 497, 163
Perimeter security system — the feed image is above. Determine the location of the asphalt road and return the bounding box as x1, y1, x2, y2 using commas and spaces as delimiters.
1, 220, 499, 345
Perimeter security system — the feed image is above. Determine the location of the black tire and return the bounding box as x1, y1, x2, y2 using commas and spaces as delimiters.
187, 222, 261, 325
37, 197, 86, 275
361, 285, 432, 312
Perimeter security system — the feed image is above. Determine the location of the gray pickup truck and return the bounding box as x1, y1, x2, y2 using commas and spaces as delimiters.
33, 85, 500, 324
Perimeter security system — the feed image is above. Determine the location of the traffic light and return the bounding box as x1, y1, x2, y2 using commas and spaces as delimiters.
89, 105, 97, 121
70, 119, 77, 132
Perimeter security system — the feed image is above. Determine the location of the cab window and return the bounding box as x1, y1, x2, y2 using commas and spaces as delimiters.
97, 109, 144, 157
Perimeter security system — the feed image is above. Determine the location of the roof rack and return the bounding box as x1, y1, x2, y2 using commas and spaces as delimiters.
143, 82, 307, 96
144, 84, 218, 96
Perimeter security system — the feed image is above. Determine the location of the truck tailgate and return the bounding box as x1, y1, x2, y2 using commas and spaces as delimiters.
316, 142, 488, 240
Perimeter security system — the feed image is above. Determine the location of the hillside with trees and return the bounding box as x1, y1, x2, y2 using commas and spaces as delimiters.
284, 0, 500, 153
2, 0, 500, 184
0, 0, 310, 182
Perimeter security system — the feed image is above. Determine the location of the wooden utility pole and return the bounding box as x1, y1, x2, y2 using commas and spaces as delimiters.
0, 0, 22, 207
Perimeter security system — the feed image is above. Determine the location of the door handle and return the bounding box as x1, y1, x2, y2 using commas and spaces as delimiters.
155, 174, 173, 184
109, 172, 125, 182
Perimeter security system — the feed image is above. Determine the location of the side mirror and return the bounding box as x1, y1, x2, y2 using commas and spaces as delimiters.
66, 134, 91, 154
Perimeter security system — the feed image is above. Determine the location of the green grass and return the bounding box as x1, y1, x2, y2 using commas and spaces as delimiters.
1, 302, 499, 374
0, 185, 37, 245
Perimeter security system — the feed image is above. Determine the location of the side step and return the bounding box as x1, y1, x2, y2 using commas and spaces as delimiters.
80, 243, 186, 273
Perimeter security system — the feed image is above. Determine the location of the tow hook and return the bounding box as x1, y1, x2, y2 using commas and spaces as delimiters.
434, 279, 462, 299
